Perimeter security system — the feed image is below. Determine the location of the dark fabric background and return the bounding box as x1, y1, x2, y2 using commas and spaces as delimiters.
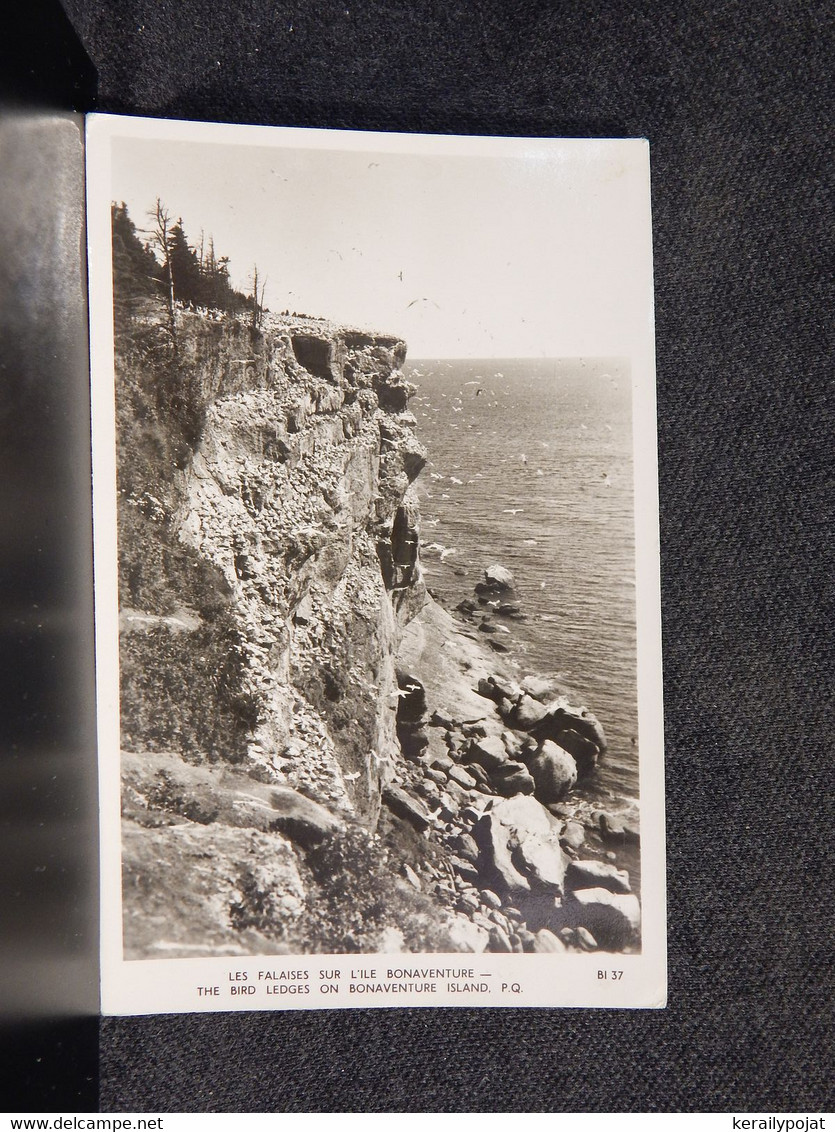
57, 0, 835, 1111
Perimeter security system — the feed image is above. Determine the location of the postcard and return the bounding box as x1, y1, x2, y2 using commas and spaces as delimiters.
86, 114, 665, 1013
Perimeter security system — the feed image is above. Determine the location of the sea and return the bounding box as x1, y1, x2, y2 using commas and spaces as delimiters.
404, 357, 639, 809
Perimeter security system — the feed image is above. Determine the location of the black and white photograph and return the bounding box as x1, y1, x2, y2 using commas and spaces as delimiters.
87, 116, 664, 1013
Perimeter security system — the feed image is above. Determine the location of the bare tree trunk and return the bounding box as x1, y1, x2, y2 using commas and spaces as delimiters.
250, 264, 268, 333
151, 197, 178, 358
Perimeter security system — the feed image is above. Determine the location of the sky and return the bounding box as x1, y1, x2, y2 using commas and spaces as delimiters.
110, 129, 652, 360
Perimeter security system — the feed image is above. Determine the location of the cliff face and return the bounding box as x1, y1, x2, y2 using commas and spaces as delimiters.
173, 315, 426, 822
118, 311, 463, 956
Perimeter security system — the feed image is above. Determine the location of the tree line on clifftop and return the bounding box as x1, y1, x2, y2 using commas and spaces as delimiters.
112, 199, 267, 334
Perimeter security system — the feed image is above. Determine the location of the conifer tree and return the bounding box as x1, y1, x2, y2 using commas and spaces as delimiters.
168, 220, 202, 307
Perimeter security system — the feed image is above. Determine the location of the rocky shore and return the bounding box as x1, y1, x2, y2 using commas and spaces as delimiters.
383, 589, 641, 954
116, 306, 640, 957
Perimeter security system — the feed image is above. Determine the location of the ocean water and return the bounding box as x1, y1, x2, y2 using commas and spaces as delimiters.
405, 357, 639, 807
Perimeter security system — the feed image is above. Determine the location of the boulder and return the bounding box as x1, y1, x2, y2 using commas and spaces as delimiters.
490, 762, 536, 797
528, 740, 578, 803
516, 928, 537, 952
444, 779, 470, 805
511, 694, 549, 730
413, 780, 439, 802
446, 916, 489, 953
520, 674, 562, 702
484, 563, 514, 591
466, 735, 508, 771
488, 910, 511, 934
501, 730, 525, 759
473, 816, 531, 899
456, 890, 480, 914
461, 721, 489, 738
515, 834, 567, 890
566, 888, 641, 948
463, 760, 493, 790
560, 821, 586, 851
445, 731, 465, 755
566, 858, 631, 894
496, 696, 515, 719
553, 728, 599, 777
575, 926, 599, 951
488, 925, 513, 952
471, 911, 495, 934
450, 856, 480, 884
429, 753, 454, 773
534, 702, 607, 753
476, 678, 500, 702
449, 765, 479, 790
473, 794, 568, 899
382, 785, 431, 831
489, 675, 523, 702
452, 832, 480, 863
598, 812, 641, 845
437, 792, 459, 821
533, 929, 567, 953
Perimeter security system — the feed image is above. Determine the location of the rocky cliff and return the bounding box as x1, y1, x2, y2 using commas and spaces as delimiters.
117, 309, 640, 957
